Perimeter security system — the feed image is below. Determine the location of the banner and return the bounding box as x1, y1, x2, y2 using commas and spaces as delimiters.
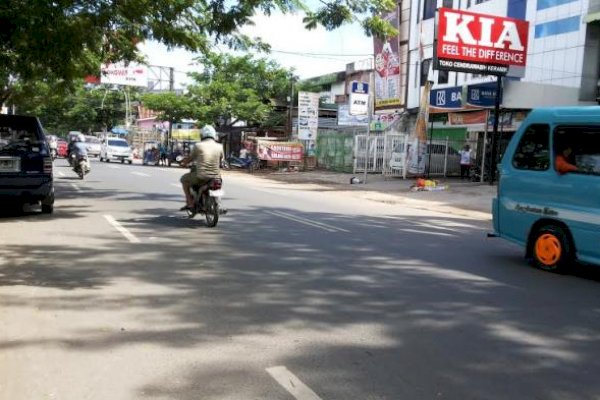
257, 141, 304, 161
172, 129, 200, 140
435, 8, 529, 76
374, 8, 400, 109
409, 81, 431, 174
338, 105, 368, 126
448, 110, 488, 125
298, 92, 320, 140
100, 63, 149, 87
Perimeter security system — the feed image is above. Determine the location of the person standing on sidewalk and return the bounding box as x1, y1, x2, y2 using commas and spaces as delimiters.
459, 144, 472, 180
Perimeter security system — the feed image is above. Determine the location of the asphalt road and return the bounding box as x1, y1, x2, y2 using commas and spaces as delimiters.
2, 158, 600, 400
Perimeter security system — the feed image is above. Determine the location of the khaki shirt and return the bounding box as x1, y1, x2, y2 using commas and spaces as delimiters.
191, 139, 224, 179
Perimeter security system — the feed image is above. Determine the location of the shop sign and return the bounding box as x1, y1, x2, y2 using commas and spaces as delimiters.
430, 86, 464, 112
435, 8, 529, 76
298, 92, 320, 140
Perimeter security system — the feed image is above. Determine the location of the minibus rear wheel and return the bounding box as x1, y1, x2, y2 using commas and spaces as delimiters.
530, 225, 572, 273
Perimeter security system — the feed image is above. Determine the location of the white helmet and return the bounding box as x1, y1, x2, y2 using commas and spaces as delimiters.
201, 125, 217, 140
75, 134, 86, 142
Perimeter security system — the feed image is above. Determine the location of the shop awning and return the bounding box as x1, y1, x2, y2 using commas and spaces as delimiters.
584, 11, 600, 23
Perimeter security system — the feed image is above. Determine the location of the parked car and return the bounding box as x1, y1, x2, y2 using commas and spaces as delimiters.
0, 114, 54, 213
84, 135, 101, 158
100, 137, 133, 164
57, 139, 68, 158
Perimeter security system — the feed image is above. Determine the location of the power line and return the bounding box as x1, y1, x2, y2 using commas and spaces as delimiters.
270, 49, 374, 57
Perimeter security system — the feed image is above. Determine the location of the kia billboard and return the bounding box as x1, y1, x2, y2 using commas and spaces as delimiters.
434, 8, 529, 76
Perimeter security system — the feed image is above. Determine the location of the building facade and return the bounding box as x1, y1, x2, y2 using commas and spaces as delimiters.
405, 0, 600, 110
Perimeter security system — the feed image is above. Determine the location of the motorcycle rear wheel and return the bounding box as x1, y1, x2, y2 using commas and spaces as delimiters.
204, 196, 219, 227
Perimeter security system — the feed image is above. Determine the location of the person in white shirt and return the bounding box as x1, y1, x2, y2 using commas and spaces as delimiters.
459, 144, 472, 180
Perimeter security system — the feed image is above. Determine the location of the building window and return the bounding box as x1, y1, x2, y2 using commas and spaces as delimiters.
537, 0, 578, 11
468, 0, 491, 6
535, 16, 581, 38
421, 59, 432, 87
512, 124, 550, 171
442, 0, 453, 8
438, 70, 449, 84
423, 0, 436, 20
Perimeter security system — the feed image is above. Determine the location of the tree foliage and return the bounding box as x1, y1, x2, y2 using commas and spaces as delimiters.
0, 0, 397, 103
187, 53, 295, 128
142, 53, 295, 129
10, 82, 132, 134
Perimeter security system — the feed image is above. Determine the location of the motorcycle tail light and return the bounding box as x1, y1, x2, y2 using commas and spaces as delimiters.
211, 179, 222, 190
43, 157, 53, 174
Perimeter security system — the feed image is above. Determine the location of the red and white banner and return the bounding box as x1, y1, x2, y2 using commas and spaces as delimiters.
100, 63, 149, 87
436, 8, 529, 75
257, 141, 303, 162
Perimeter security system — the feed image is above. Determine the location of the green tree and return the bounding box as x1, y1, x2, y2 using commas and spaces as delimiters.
186, 53, 295, 129
10, 82, 130, 134
140, 92, 196, 125
0, 0, 397, 104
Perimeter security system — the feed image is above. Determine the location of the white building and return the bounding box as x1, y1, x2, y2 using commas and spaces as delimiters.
403, 0, 600, 110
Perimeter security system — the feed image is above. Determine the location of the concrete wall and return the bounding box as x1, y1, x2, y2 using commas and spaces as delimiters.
502, 80, 581, 108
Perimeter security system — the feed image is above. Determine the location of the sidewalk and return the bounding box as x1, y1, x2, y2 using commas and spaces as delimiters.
247, 169, 496, 220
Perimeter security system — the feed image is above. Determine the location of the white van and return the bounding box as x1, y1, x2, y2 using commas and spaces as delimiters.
100, 137, 133, 164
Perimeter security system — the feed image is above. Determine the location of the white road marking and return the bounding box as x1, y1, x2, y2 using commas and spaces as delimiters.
107, 165, 121, 169
70, 183, 81, 192
171, 183, 181, 188
131, 171, 151, 177
266, 366, 323, 400
266, 210, 349, 233
57, 171, 65, 177
103, 215, 141, 243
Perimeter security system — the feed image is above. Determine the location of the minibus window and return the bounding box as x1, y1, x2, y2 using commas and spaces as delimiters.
554, 126, 600, 176
512, 124, 549, 171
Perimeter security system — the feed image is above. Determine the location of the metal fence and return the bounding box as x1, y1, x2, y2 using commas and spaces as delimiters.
383, 134, 409, 178
315, 130, 357, 172
353, 134, 386, 173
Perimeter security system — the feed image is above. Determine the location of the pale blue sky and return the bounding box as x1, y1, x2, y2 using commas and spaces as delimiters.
140, 11, 373, 88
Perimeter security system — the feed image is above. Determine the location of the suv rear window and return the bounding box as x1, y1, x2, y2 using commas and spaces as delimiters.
0, 116, 44, 151
108, 140, 129, 147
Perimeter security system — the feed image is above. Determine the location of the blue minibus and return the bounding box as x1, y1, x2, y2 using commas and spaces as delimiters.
492, 107, 600, 272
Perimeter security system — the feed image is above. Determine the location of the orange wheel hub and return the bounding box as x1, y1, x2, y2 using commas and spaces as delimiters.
535, 234, 562, 266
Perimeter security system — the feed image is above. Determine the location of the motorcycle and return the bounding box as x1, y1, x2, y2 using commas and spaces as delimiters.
73, 155, 90, 180
185, 177, 225, 227
50, 148, 57, 161
225, 155, 260, 170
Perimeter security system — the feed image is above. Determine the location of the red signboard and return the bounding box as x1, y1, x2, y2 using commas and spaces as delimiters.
435, 8, 529, 76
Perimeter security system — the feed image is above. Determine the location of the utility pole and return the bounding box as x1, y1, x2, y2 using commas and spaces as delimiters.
168, 67, 175, 150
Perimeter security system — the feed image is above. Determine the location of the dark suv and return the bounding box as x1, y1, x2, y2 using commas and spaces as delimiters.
0, 115, 54, 213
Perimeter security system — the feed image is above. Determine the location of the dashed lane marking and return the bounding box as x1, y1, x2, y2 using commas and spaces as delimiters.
103, 215, 141, 243
266, 366, 323, 400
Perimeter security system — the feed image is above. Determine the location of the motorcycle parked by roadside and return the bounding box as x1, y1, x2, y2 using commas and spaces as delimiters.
225, 155, 260, 171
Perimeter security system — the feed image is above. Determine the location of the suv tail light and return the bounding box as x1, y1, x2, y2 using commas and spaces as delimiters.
43, 157, 53, 174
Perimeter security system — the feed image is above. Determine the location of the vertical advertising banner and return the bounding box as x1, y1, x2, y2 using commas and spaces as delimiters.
408, 82, 432, 175
374, 8, 400, 110
297, 92, 320, 141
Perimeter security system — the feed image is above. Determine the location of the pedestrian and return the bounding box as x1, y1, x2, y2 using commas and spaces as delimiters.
459, 144, 472, 180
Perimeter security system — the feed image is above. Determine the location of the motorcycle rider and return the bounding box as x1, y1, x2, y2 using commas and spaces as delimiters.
179, 125, 224, 211
71, 134, 89, 173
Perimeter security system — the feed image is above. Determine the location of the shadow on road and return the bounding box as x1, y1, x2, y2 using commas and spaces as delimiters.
2, 203, 600, 399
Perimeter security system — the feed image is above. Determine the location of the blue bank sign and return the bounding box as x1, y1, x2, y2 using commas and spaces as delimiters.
429, 82, 500, 112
